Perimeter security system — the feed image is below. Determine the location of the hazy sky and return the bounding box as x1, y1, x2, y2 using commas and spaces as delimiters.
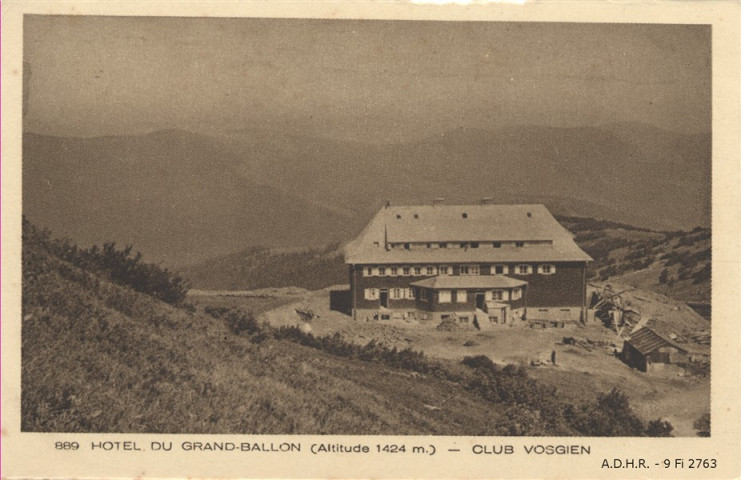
23, 16, 711, 143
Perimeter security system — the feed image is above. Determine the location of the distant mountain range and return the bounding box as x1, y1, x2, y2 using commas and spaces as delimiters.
22, 122, 710, 267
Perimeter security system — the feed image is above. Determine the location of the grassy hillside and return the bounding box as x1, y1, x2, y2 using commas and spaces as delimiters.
22, 220, 670, 435
557, 216, 711, 303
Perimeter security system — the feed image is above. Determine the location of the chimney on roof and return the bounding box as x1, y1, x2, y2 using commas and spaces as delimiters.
385, 200, 391, 208
432, 197, 445, 206
480, 197, 494, 205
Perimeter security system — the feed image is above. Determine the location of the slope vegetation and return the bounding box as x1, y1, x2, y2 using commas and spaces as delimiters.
22, 221, 669, 435
557, 216, 711, 303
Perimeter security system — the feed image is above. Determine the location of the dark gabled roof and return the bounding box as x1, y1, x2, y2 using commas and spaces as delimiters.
626, 327, 688, 355
345, 204, 592, 264
410, 275, 527, 290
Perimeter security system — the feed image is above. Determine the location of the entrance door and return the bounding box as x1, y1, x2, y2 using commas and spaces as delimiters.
475, 293, 485, 310
379, 289, 389, 308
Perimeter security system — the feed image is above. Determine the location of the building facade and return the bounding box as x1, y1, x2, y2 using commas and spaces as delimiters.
621, 327, 690, 372
344, 203, 592, 327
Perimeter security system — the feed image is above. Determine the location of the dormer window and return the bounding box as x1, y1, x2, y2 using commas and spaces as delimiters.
471, 242, 479, 248
404, 243, 410, 250
493, 242, 501, 248
439, 242, 447, 248
515, 241, 525, 248
396, 214, 401, 219
414, 214, 419, 219
462, 213, 468, 219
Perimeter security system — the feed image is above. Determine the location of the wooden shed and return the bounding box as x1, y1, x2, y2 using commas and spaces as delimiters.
621, 327, 690, 372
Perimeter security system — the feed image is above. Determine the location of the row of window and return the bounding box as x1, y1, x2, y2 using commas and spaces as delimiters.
363, 264, 556, 277
383, 240, 552, 250
364, 288, 416, 301
363, 287, 523, 303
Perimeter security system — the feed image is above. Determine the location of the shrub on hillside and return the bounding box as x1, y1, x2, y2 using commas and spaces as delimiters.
272, 326, 434, 374
462, 355, 496, 370
91, 242, 190, 304
646, 419, 674, 437
693, 412, 711, 437
692, 263, 711, 284
659, 268, 669, 284
23, 217, 190, 305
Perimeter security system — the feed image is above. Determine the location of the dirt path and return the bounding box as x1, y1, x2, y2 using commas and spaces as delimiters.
250, 286, 709, 437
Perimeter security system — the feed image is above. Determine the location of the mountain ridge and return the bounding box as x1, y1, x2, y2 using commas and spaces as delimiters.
22, 122, 710, 267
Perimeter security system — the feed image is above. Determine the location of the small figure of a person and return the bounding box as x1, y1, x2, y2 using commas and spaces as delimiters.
551, 349, 557, 366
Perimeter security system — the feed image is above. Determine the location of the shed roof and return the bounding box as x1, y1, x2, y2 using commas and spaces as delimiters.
345, 204, 592, 264
410, 275, 527, 290
626, 327, 688, 355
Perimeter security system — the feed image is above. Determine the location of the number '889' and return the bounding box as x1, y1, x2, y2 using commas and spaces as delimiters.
55, 441, 79, 450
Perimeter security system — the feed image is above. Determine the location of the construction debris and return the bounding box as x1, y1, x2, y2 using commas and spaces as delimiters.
436, 318, 460, 332
295, 308, 319, 322
563, 336, 617, 352
590, 284, 640, 332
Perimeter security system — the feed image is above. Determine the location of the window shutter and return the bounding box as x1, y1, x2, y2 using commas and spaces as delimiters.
527, 265, 533, 274
537, 264, 556, 274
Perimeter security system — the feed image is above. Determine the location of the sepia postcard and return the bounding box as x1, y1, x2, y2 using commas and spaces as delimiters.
2, 1, 740, 478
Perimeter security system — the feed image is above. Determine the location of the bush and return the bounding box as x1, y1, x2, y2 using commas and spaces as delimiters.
646, 419, 674, 437
463, 355, 496, 370
23, 217, 190, 305
694, 412, 711, 437
659, 268, 669, 284
692, 263, 711, 284
224, 310, 261, 336
92, 242, 190, 304
564, 388, 648, 436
